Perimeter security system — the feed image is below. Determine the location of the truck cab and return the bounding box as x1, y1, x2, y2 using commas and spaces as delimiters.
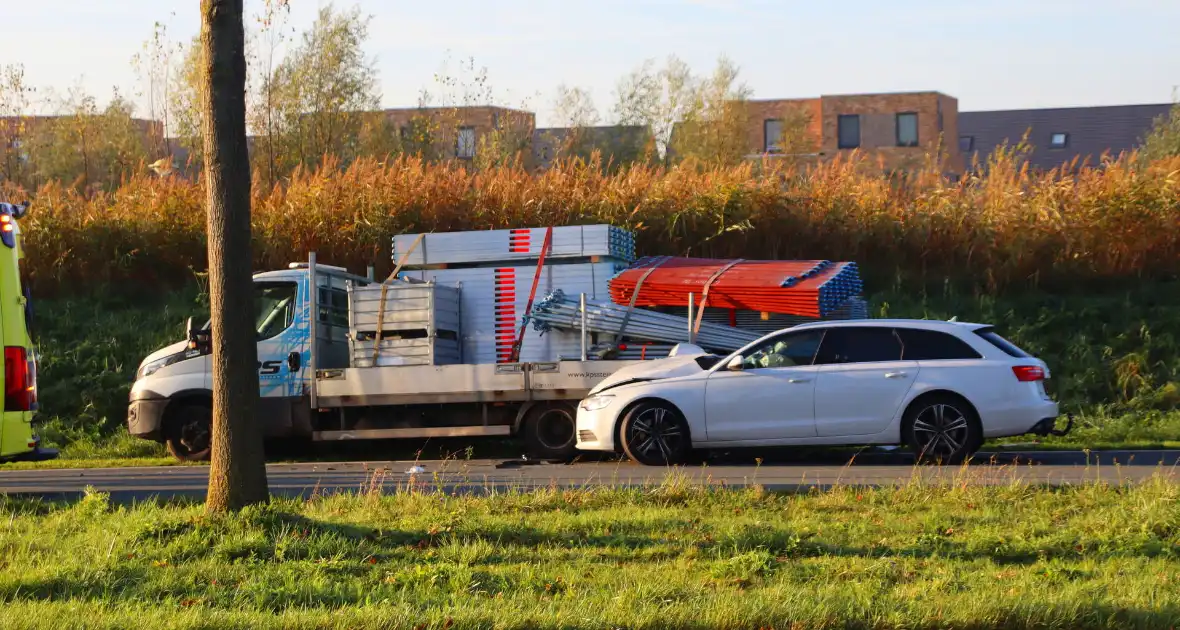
0, 201, 51, 461
128, 261, 366, 459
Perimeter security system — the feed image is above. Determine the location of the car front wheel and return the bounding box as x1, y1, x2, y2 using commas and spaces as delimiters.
902, 394, 981, 464
620, 401, 691, 466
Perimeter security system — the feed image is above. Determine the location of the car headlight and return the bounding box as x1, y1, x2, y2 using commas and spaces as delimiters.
579, 394, 615, 412
137, 354, 183, 380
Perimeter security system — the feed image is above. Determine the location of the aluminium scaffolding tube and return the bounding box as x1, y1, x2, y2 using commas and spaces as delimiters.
531, 290, 760, 352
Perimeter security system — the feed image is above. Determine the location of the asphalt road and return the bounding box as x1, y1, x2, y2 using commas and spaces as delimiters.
1, 449, 1177, 502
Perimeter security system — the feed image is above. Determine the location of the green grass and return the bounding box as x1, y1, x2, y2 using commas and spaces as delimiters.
31, 285, 207, 448
0, 478, 1178, 629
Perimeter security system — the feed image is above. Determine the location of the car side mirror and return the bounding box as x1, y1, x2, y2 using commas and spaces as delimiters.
726, 355, 744, 371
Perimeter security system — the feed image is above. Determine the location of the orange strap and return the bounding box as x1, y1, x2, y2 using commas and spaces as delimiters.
373, 232, 426, 365
692, 259, 743, 335
614, 255, 671, 341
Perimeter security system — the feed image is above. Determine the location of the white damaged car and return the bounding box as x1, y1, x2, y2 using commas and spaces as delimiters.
575, 319, 1070, 465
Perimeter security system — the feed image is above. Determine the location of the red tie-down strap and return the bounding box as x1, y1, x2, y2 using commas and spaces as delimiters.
508, 226, 554, 363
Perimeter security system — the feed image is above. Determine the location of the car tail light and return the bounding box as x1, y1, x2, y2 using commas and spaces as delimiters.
1012, 365, 1046, 382
5, 346, 37, 411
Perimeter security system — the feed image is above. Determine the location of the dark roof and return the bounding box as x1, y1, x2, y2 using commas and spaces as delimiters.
958, 103, 1173, 170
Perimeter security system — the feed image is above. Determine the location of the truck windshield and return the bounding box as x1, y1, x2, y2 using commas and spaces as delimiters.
197, 282, 298, 340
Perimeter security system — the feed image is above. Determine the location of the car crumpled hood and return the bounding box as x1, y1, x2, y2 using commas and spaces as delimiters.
589, 350, 713, 395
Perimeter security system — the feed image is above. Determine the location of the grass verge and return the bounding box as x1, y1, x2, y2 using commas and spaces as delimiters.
0, 477, 1178, 629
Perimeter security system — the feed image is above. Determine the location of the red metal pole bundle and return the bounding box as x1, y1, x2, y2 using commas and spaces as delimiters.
609, 257, 863, 319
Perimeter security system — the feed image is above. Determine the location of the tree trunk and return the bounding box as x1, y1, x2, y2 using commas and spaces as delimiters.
200, 0, 269, 512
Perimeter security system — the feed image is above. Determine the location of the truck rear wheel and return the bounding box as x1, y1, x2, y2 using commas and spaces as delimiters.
522, 402, 578, 462
165, 403, 212, 462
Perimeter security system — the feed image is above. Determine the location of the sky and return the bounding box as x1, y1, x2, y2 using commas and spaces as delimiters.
3, 0, 1179, 127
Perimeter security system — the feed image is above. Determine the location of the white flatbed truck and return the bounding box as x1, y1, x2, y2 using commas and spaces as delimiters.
127, 254, 661, 462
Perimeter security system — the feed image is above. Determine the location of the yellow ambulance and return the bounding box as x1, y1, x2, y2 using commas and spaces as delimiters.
0, 201, 53, 461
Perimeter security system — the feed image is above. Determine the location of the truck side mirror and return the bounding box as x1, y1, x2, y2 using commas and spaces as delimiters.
185, 316, 195, 340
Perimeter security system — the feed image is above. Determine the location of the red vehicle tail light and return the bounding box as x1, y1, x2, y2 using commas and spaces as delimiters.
5, 346, 37, 411
1012, 365, 1046, 382
0, 214, 15, 249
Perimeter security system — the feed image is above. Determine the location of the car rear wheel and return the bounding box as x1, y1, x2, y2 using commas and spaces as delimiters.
620, 401, 691, 466
902, 394, 981, 464
165, 403, 212, 462
522, 402, 579, 462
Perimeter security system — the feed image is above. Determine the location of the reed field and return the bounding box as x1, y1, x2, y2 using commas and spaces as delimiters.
11, 149, 1180, 296
6, 148, 1180, 454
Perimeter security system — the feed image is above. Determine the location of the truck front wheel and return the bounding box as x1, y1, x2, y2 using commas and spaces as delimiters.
522, 402, 578, 462
165, 403, 213, 462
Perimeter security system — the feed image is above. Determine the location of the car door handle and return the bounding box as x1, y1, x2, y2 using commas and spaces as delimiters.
884, 372, 907, 379
788, 378, 811, 384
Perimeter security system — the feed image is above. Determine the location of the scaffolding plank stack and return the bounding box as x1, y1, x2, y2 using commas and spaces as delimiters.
392, 225, 635, 268
398, 262, 627, 364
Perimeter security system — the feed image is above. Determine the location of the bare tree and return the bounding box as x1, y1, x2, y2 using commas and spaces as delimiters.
417, 53, 536, 169
200, 0, 269, 513
0, 64, 35, 187
132, 17, 182, 157
246, 0, 291, 186
546, 84, 600, 162
612, 55, 765, 167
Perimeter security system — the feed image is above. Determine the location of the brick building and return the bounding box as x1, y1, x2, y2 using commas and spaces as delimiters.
379, 105, 536, 164
742, 91, 963, 174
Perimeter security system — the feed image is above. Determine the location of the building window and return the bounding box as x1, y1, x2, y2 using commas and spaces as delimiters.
1049, 132, 1068, 149
959, 135, 974, 153
896, 113, 918, 147
456, 126, 476, 159
837, 115, 860, 149
764, 119, 784, 153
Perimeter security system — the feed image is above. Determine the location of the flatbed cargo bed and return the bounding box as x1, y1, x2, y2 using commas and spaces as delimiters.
314, 359, 642, 408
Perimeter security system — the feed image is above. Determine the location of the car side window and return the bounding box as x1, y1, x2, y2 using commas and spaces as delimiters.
814, 327, 903, 365
896, 328, 982, 360
741, 330, 825, 370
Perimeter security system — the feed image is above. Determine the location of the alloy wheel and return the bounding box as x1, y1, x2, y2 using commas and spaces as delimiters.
627, 406, 686, 461
911, 403, 970, 459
